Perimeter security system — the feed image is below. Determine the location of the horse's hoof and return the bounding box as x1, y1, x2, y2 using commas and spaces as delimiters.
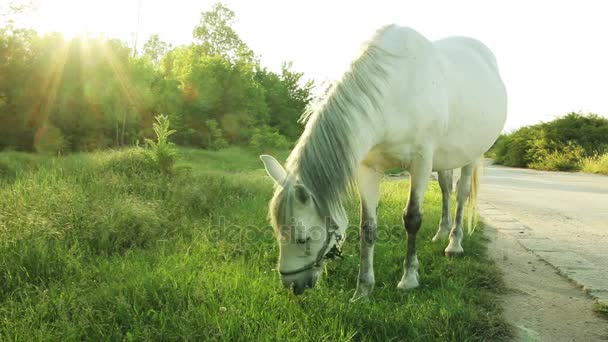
351, 283, 374, 302
444, 248, 464, 257
397, 272, 419, 290
350, 293, 371, 303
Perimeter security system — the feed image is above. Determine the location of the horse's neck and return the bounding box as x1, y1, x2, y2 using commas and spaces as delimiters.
291, 113, 378, 200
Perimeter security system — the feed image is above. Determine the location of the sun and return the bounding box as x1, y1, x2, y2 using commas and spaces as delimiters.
33, 0, 123, 40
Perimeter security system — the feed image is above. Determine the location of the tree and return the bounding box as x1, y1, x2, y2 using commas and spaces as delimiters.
255, 63, 313, 140
143, 34, 171, 67
192, 2, 254, 64
0, 1, 312, 153
0, 26, 41, 150
165, 47, 268, 146
0, 0, 34, 18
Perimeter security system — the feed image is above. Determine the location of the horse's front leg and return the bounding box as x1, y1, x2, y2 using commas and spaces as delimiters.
398, 158, 432, 290
351, 165, 382, 301
432, 169, 453, 242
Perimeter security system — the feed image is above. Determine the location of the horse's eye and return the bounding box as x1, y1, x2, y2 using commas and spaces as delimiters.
296, 237, 310, 245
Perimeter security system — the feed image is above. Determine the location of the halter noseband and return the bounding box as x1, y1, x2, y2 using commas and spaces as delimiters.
279, 224, 344, 277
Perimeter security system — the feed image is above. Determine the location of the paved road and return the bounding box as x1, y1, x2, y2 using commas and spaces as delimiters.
478, 163, 608, 304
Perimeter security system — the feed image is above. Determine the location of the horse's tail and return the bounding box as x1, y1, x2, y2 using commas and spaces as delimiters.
466, 159, 482, 234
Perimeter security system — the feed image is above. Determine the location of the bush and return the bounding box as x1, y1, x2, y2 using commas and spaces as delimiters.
582, 153, 608, 175
492, 127, 541, 167
492, 112, 608, 171
204, 119, 228, 150
249, 126, 289, 154
529, 143, 585, 171
144, 114, 178, 174
33, 124, 66, 154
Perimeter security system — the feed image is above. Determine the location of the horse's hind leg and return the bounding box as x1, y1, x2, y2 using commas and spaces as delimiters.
397, 158, 432, 290
445, 162, 475, 256
432, 169, 453, 242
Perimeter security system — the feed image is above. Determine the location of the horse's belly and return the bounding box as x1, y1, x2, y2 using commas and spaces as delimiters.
433, 109, 505, 170
361, 143, 416, 171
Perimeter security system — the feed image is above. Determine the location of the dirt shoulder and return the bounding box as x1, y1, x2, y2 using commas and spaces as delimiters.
483, 214, 608, 341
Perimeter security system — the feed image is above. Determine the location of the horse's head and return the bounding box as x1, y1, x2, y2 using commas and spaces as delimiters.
260, 155, 346, 295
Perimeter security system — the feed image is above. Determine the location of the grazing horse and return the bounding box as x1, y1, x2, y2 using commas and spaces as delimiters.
260, 25, 507, 298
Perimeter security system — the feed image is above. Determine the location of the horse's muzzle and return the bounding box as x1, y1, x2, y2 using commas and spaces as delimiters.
282, 271, 319, 295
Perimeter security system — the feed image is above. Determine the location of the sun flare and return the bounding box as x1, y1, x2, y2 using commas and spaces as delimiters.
34, 0, 128, 40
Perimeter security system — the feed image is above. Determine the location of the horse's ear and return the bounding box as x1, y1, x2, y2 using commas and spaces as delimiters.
260, 155, 287, 186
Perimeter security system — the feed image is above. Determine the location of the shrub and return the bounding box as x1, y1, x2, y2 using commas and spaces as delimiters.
144, 114, 178, 174
582, 153, 608, 175
204, 119, 228, 150
493, 112, 608, 171
249, 126, 289, 154
33, 124, 66, 154
492, 127, 540, 167
529, 142, 585, 171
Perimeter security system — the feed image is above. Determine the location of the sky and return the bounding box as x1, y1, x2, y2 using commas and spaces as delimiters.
10, 0, 608, 131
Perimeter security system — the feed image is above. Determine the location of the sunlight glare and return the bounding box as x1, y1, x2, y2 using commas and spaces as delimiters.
34, 0, 125, 40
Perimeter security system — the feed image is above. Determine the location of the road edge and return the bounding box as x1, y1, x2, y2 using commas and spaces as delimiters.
478, 201, 608, 308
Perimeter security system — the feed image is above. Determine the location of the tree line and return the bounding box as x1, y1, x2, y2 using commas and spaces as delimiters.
0, 3, 313, 153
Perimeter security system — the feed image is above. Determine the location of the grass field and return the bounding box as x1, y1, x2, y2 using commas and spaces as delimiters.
0, 147, 509, 341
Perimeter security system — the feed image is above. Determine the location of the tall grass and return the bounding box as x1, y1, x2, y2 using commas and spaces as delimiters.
582, 153, 608, 175
0, 147, 509, 340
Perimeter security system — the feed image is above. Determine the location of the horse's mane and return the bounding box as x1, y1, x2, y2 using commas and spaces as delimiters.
274, 25, 397, 228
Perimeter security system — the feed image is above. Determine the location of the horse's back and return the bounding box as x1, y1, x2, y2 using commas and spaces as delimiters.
361, 26, 507, 172
434, 36, 498, 70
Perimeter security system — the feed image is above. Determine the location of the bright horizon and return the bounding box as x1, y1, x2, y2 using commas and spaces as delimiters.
11, 0, 608, 132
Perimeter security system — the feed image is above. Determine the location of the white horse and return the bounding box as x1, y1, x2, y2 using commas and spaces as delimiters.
261, 25, 506, 299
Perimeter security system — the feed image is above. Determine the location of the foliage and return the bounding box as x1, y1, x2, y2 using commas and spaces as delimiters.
528, 142, 585, 171
492, 112, 608, 171
143, 34, 171, 66
144, 114, 177, 174
0, 2, 313, 153
582, 153, 608, 175
192, 2, 254, 64
204, 119, 228, 150
0, 0, 34, 18
33, 124, 65, 154
255, 63, 314, 140
0, 147, 510, 340
249, 125, 290, 154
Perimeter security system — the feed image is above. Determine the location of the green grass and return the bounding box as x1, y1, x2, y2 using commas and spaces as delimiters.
0, 147, 509, 341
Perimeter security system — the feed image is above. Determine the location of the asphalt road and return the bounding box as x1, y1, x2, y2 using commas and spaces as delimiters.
479, 163, 608, 304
